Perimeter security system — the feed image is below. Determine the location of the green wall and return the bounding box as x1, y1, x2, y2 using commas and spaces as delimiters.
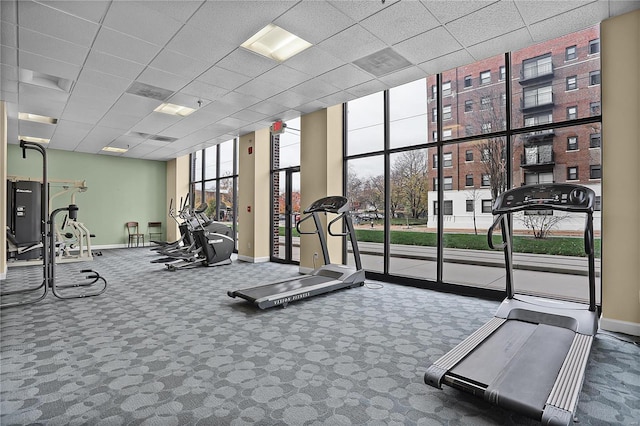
7, 144, 167, 246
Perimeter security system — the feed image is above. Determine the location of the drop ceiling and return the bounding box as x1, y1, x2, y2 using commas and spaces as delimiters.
1, 0, 638, 161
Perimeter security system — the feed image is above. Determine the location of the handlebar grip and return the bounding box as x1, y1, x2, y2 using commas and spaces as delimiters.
487, 214, 506, 250
328, 213, 348, 236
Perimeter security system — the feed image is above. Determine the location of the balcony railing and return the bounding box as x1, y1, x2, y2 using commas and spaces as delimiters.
519, 62, 554, 85
521, 149, 555, 167
521, 92, 554, 112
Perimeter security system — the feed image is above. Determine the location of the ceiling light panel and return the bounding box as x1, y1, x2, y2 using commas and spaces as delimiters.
19, 69, 74, 92
241, 24, 312, 62
19, 135, 50, 144
101, 146, 128, 153
154, 103, 196, 117
19, 112, 58, 124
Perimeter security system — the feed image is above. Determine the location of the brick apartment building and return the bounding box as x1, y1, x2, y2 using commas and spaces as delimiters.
425, 25, 601, 232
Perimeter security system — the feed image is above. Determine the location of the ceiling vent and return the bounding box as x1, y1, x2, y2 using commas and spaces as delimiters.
125, 82, 174, 101
353, 47, 412, 78
150, 135, 177, 143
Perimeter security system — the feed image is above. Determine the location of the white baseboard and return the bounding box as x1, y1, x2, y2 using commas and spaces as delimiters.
600, 317, 640, 337
298, 266, 313, 274
236, 255, 270, 263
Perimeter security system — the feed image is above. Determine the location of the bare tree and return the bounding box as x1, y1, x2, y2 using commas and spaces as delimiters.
465, 187, 483, 235
517, 211, 572, 239
392, 150, 429, 219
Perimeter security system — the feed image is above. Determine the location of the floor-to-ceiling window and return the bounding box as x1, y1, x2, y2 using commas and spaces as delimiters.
344, 25, 601, 303
189, 138, 239, 249
271, 118, 301, 263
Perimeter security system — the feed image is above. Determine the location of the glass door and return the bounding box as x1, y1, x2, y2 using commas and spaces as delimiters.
272, 167, 301, 263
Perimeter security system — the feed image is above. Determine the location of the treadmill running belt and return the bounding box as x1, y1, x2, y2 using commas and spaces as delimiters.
233, 275, 337, 301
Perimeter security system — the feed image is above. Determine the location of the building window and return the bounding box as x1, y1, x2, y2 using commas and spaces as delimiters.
499, 66, 506, 81
443, 200, 453, 215
500, 93, 506, 106
589, 70, 601, 85
432, 131, 438, 141
524, 112, 553, 127
432, 108, 437, 123
565, 45, 577, 61
523, 54, 552, 79
595, 196, 601, 211
567, 106, 577, 120
433, 200, 438, 215
523, 85, 552, 108
590, 165, 601, 179
590, 133, 601, 148
480, 70, 491, 85
481, 174, 490, 187
431, 85, 437, 99
567, 136, 578, 151
443, 129, 452, 140
566, 75, 577, 90
481, 96, 491, 110
481, 199, 493, 213
443, 152, 452, 167
444, 176, 453, 190
589, 39, 600, 54
567, 166, 578, 180
442, 81, 452, 97
464, 75, 472, 88
464, 99, 473, 112
465, 150, 474, 161
432, 154, 438, 168
590, 102, 601, 116
465, 125, 473, 136
481, 122, 492, 134
443, 105, 452, 121
465, 174, 473, 186
466, 199, 474, 212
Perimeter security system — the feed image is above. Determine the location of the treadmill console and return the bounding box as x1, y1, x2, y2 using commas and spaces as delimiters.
304, 196, 349, 214
493, 184, 595, 214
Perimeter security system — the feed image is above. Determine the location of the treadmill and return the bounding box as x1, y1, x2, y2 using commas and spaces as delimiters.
425, 183, 599, 426
228, 195, 365, 309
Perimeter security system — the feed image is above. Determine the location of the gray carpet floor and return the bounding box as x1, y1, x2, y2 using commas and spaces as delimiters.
1, 248, 638, 425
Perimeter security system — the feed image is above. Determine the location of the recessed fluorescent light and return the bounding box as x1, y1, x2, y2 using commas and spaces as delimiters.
241, 23, 312, 62
20, 136, 50, 144
19, 69, 74, 92
19, 112, 58, 125
154, 103, 196, 117
101, 146, 128, 153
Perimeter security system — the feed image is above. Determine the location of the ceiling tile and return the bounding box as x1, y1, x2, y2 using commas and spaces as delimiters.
18, 82, 69, 117
230, 109, 267, 124
49, 119, 94, 150
149, 49, 211, 80
235, 79, 286, 99
102, 1, 183, 46
528, 2, 610, 42
2, 21, 17, 47
130, 112, 181, 136
165, 24, 237, 63
467, 28, 534, 62
218, 91, 261, 109
198, 66, 252, 91
318, 24, 387, 63
247, 100, 289, 117
186, 1, 296, 45
18, 27, 89, 65
269, 91, 314, 109
514, 1, 594, 25
319, 64, 373, 90
137, 67, 190, 92
216, 48, 278, 78
18, 50, 81, 81
61, 96, 113, 125
290, 77, 341, 99
2, 45, 17, 67
274, 1, 354, 44
92, 27, 162, 65
18, 120, 55, 139
445, 1, 526, 46
1, 0, 17, 24
19, 1, 99, 47
394, 26, 463, 64
162, 109, 228, 139
346, 79, 389, 98
284, 46, 344, 76
141, 0, 204, 23
75, 68, 132, 94
75, 125, 124, 152
70, 80, 122, 106
378, 65, 428, 88
254, 65, 312, 90
422, 1, 496, 24
38, 1, 110, 23
417, 49, 476, 75
181, 80, 229, 102
360, 1, 439, 45
328, 0, 399, 21
83, 50, 146, 80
